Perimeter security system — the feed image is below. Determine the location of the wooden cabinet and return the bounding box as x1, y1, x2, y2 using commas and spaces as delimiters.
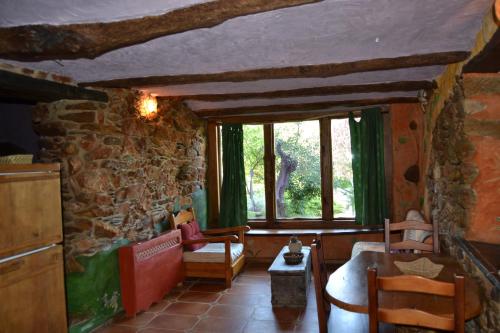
0, 164, 67, 333
0, 245, 67, 333
0, 164, 62, 258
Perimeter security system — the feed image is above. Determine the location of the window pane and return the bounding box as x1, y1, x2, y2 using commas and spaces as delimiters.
331, 118, 355, 218
275, 121, 321, 219
243, 125, 266, 219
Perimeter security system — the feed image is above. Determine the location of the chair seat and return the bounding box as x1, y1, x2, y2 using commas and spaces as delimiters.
183, 243, 244, 263
351, 241, 385, 258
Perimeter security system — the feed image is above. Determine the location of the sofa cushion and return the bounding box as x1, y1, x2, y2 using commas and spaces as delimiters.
183, 243, 244, 263
179, 220, 207, 251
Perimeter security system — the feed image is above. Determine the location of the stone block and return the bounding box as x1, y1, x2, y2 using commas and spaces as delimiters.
269, 246, 312, 307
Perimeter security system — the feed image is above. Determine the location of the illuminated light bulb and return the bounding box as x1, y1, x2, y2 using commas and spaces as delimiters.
139, 95, 157, 119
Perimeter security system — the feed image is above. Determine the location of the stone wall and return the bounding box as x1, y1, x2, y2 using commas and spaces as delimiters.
32, 89, 206, 331
426, 76, 499, 332
33, 89, 206, 260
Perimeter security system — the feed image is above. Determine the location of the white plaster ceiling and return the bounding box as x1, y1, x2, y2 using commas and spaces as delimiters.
0, 0, 493, 116
1, 0, 491, 83
0, 0, 210, 26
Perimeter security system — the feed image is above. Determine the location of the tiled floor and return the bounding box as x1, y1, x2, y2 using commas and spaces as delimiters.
94, 263, 384, 333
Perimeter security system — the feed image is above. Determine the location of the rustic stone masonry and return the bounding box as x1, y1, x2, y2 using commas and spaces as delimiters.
426, 81, 499, 332
32, 89, 206, 267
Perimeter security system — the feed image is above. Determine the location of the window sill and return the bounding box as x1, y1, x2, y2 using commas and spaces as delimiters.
246, 226, 383, 236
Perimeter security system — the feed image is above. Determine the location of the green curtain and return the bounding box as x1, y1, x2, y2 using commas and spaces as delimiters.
219, 124, 247, 227
349, 108, 388, 225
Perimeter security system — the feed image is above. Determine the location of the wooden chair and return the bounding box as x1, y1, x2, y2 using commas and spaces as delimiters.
168, 208, 250, 288
384, 217, 439, 253
311, 236, 331, 333
367, 267, 465, 333
351, 210, 438, 258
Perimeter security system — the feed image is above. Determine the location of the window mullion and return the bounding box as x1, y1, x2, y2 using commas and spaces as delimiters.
263, 124, 276, 225
320, 118, 334, 221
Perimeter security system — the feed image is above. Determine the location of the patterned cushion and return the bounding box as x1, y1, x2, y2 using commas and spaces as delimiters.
183, 243, 244, 263
179, 220, 207, 251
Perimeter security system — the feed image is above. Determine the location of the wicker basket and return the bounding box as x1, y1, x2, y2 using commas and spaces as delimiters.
283, 252, 304, 265
0, 154, 33, 164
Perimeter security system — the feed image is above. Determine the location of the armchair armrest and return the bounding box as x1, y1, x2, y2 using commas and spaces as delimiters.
182, 235, 238, 245
202, 225, 250, 244
202, 225, 251, 235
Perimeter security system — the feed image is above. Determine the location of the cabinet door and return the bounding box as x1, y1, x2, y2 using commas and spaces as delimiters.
0, 245, 67, 333
0, 170, 62, 257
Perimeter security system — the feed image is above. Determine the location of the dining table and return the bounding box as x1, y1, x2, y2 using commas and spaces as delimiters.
325, 251, 482, 321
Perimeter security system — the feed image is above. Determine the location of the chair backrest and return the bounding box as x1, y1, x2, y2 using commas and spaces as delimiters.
367, 267, 465, 333
384, 217, 439, 253
311, 236, 331, 333
168, 208, 196, 230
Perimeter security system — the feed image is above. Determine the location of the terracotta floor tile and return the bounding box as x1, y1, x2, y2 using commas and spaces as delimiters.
192, 316, 246, 333
217, 293, 267, 306
93, 324, 138, 333
137, 328, 184, 333
114, 312, 156, 327
242, 319, 295, 333
206, 304, 254, 319
145, 300, 171, 313
147, 314, 199, 331
163, 302, 211, 316
189, 282, 227, 293
163, 290, 183, 301
234, 275, 270, 285
294, 321, 320, 333
227, 283, 271, 295
178, 291, 221, 303
252, 306, 303, 323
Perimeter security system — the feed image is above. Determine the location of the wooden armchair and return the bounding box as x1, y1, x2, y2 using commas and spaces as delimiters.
367, 267, 465, 332
168, 209, 250, 288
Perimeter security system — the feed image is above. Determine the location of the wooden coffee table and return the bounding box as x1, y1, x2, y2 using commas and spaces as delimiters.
326, 252, 482, 320
268, 246, 312, 307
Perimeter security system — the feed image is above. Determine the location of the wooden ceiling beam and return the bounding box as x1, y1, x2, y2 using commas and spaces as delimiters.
0, 0, 320, 61
167, 80, 435, 101
194, 96, 418, 118
85, 51, 468, 87
0, 69, 108, 103
211, 106, 389, 124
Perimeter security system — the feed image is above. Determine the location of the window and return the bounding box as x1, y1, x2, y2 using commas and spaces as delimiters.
274, 121, 321, 218
331, 118, 355, 218
243, 125, 265, 219
214, 114, 390, 226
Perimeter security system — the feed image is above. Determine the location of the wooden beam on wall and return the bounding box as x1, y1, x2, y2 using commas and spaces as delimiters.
171, 80, 436, 101
195, 96, 418, 118
207, 121, 220, 228
320, 118, 333, 221
0, 0, 320, 61
263, 124, 276, 225
0, 69, 108, 103
86, 51, 468, 87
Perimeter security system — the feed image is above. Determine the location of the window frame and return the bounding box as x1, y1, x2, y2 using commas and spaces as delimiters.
209, 113, 391, 229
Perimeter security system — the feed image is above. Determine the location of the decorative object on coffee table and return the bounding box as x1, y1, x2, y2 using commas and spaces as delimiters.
283, 251, 304, 265
269, 246, 312, 307
288, 235, 303, 253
